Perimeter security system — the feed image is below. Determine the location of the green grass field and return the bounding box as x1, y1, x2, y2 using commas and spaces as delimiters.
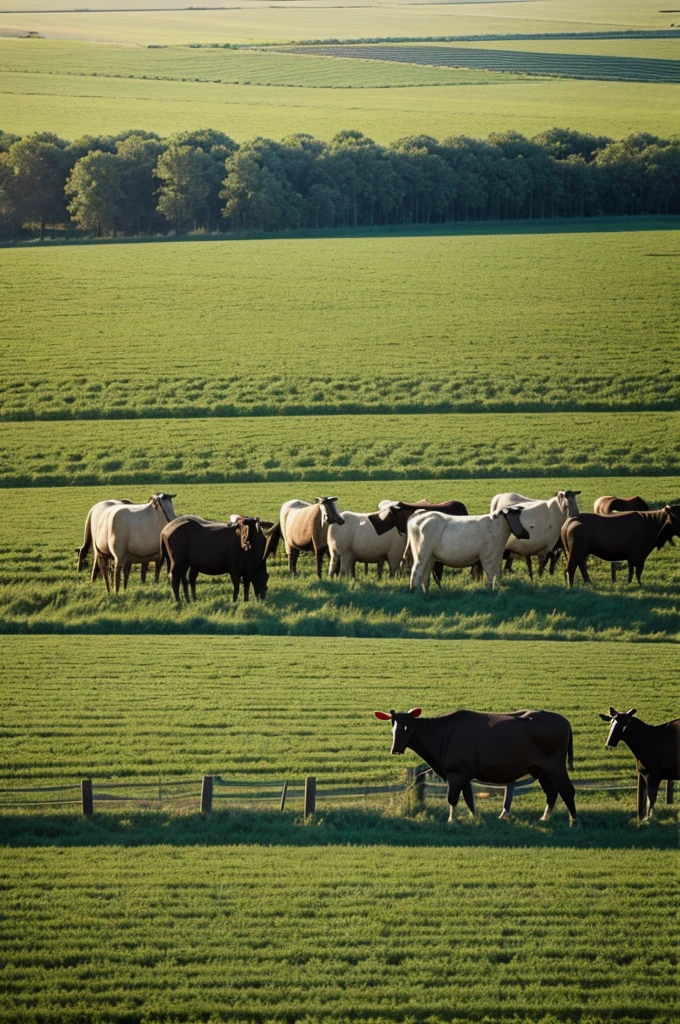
1, 414, 679, 486
2, 477, 679, 641
3, 227, 678, 420
1, 844, 677, 1024
3, 71, 679, 141
1, 634, 679, 785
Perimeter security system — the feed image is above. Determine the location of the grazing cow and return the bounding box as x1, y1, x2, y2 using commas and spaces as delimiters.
161, 516, 280, 603
96, 493, 177, 594
490, 490, 580, 579
76, 498, 155, 591
280, 497, 344, 577
327, 509, 407, 578
561, 505, 680, 586
374, 708, 576, 824
593, 496, 652, 582
408, 507, 529, 591
599, 707, 680, 819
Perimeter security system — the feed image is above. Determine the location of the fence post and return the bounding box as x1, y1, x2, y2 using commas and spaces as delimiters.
280, 781, 288, 812
666, 779, 674, 804
637, 774, 647, 820
81, 778, 93, 817
304, 776, 316, 817
200, 775, 213, 816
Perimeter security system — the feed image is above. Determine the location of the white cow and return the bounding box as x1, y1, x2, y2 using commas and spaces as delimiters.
280, 497, 344, 577
96, 493, 177, 594
490, 490, 581, 578
327, 510, 407, 578
77, 498, 156, 591
408, 507, 529, 592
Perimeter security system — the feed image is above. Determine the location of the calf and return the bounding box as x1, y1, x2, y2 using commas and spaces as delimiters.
599, 707, 680, 819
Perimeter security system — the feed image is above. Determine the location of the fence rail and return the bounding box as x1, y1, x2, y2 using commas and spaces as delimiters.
0, 769, 672, 817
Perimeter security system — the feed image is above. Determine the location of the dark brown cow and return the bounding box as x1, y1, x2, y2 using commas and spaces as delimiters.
599, 707, 680, 819
593, 497, 653, 582
368, 499, 469, 537
374, 707, 576, 824
161, 516, 280, 603
561, 505, 680, 586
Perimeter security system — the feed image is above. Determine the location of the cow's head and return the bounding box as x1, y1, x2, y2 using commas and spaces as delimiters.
251, 562, 269, 600
498, 505, 531, 541
317, 496, 344, 527
235, 516, 259, 552
557, 489, 581, 517
374, 708, 422, 754
150, 493, 177, 522
369, 502, 415, 536
599, 707, 637, 748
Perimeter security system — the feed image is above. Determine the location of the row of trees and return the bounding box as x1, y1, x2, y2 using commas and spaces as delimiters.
1, 126, 679, 239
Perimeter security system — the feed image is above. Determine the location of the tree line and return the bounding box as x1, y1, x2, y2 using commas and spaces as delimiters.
1, 126, 678, 240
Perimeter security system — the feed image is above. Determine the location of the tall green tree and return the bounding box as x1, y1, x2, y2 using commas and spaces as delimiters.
155, 144, 213, 232
65, 150, 126, 236
5, 133, 70, 238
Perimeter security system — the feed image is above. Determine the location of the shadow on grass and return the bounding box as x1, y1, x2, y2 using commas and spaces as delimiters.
3, 572, 680, 640
2, 804, 677, 849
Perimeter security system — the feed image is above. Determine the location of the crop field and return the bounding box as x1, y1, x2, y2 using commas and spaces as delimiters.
5, 70, 679, 142
1, 844, 677, 1024
286, 43, 680, 83
0, 38, 526, 87
2, 477, 680, 641
0, 0, 671, 46
3, 227, 678, 420
2, 413, 680, 486
448, 37, 680, 60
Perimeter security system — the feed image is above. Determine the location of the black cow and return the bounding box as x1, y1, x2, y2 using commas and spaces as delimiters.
599, 707, 680, 820
161, 516, 280, 603
561, 505, 680, 586
375, 707, 576, 824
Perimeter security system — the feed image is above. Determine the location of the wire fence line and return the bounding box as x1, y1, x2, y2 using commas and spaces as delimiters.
0, 770, 644, 814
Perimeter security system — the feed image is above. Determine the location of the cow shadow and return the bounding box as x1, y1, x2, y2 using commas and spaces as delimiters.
2, 804, 677, 849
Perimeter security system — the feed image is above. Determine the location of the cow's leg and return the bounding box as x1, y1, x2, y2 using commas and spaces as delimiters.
578, 559, 591, 585
537, 775, 559, 821
432, 562, 444, 587
499, 783, 515, 820
646, 775, 662, 819
525, 556, 534, 581
230, 572, 240, 602
444, 773, 465, 823
113, 559, 123, 595
503, 552, 514, 574
410, 558, 433, 594
548, 770, 577, 824
288, 548, 299, 577
462, 780, 475, 816
243, 576, 251, 602
480, 556, 501, 589
314, 545, 326, 579
637, 774, 648, 820
140, 562, 148, 584
123, 563, 132, 590
376, 558, 385, 580
154, 559, 162, 584
181, 572, 190, 603
188, 567, 199, 602
170, 568, 182, 605
634, 560, 645, 585
364, 562, 369, 575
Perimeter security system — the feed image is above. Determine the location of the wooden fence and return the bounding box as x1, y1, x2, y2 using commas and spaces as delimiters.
0, 769, 673, 818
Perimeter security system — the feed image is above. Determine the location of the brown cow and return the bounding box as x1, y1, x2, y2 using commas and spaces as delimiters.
280, 497, 345, 577
593, 496, 652, 582
561, 505, 680, 586
374, 707, 576, 824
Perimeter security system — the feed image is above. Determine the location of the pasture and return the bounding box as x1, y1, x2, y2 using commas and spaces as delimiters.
3, 70, 678, 142
2, 478, 680, 641
1, 844, 677, 1024
3, 227, 678, 420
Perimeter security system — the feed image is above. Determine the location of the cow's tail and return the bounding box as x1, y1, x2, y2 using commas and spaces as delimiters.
77, 508, 93, 571
567, 724, 574, 772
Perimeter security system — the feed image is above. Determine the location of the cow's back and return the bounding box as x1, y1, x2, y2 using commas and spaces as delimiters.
411, 511, 507, 567
109, 502, 166, 559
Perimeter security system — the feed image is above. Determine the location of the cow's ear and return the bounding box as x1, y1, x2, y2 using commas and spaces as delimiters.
374, 711, 391, 720
609, 706, 619, 717
599, 713, 612, 722
626, 708, 637, 717
408, 708, 422, 718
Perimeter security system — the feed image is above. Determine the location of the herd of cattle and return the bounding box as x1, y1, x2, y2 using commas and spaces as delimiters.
75, 490, 680, 602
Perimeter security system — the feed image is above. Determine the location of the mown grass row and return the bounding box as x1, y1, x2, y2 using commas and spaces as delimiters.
3, 228, 677, 420
2, 477, 679, 641
1, 634, 678, 787
0, 39, 524, 88
1, 413, 678, 487
287, 44, 680, 83
0, 844, 677, 1023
